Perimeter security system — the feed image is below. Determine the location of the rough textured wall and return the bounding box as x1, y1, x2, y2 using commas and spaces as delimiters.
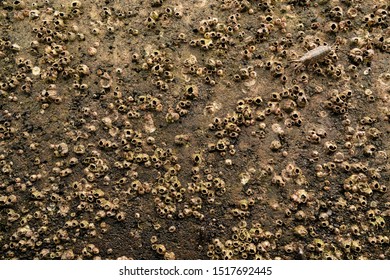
0, 0, 389, 259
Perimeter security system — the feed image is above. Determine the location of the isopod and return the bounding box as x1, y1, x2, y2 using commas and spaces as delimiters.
291, 44, 333, 70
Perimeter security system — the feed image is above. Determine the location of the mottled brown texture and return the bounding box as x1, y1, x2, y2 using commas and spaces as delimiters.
0, 0, 389, 260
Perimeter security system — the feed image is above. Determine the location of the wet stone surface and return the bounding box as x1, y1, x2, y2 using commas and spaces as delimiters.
0, 0, 389, 259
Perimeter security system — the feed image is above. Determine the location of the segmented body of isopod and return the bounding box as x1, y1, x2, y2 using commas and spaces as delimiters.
291, 45, 333, 70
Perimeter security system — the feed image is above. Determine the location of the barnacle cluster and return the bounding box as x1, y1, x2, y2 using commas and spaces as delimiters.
0, 0, 389, 260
